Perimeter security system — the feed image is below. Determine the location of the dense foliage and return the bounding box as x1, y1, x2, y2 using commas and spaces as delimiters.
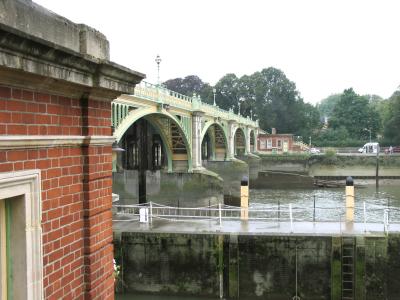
164, 70, 398, 147
164, 68, 320, 138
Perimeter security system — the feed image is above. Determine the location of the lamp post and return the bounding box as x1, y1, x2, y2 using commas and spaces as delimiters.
238, 97, 245, 116
213, 87, 217, 106
364, 128, 371, 143
155, 55, 162, 85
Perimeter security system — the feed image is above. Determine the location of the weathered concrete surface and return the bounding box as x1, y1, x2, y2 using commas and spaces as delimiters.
251, 171, 315, 189
114, 233, 220, 297
113, 218, 399, 236
114, 231, 400, 299
113, 170, 223, 207
0, 0, 145, 99
0, 0, 109, 59
204, 159, 249, 206
253, 155, 400, 187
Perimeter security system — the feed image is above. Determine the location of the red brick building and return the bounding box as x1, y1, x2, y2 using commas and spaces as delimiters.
257, 128, 295, 153
0, 1, 144, 299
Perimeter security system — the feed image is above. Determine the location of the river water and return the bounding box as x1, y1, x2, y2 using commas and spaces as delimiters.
116, 182, 400, 300
250, 182, 400, 223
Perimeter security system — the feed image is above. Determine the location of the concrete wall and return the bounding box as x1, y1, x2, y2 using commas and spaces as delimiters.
250, 155, 400, 188
204, 159, 249, 206
115, 233, 400, 299
113, 170, 224, 207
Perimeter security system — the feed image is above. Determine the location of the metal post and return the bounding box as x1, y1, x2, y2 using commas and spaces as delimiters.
278, 200, 280, 223
149, 201, 153, 224
289, 204, 293, 233
219, 203, 222, 229
313, 195, 316, 222
376, 147, 380, 188
363, 201, 367, 232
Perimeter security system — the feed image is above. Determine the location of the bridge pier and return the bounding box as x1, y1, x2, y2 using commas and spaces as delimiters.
192, 111, 205, 171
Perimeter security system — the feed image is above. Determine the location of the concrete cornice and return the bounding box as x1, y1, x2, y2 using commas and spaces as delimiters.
0, 23, 145, 100
0, 135, 115, 150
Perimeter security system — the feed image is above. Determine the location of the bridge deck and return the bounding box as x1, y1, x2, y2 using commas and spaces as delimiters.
113, 217, 399, 236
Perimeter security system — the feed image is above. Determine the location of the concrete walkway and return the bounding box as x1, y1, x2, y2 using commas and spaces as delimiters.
113, 216, 400, 236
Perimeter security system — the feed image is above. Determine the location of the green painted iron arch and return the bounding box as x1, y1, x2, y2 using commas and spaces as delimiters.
114, 107, 192, 172
200, 122, 228, 146
233, 126, 247, 154
200, 122, 229, 160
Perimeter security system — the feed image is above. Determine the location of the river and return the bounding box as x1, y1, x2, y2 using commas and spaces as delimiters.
250, 182, 400, 223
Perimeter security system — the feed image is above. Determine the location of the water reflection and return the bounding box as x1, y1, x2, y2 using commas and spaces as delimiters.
250, 183, 400, 223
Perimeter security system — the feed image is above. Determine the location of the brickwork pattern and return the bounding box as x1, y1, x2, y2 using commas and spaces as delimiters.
0, 84, 115, 300
0, 86, 111, 136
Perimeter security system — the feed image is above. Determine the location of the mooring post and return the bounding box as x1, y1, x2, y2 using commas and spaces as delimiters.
240, 176, 249, 221
345, 176, 355, 231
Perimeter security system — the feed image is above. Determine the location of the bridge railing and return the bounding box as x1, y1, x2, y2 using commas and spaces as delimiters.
132, 81, 259, 127
114, 201, 400, 233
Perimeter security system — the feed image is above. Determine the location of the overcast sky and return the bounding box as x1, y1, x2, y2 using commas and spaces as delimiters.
34, 0, 400, 104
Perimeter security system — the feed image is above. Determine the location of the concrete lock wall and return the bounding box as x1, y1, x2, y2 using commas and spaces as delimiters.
204, 159, 249, 206
114, 233, 400, 299
252, 155, 400, 187
113, 170, 224, 207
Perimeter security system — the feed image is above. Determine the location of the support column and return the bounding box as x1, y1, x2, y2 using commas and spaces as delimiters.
245, 127, 251, 154
192, 111, 205, 170
227, 121, 237, 160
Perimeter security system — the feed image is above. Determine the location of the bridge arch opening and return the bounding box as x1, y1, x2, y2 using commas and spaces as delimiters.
234, 127, 246, 156
201, 123, 228, 162
116, 112, 191, 203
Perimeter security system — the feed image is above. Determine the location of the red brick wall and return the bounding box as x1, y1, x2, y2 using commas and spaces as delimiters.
0, 84, 115, 299
0, 86, 111, 136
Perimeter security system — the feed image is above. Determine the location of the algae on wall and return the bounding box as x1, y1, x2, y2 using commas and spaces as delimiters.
118, 232, 220, 297
238, 236, 331, 300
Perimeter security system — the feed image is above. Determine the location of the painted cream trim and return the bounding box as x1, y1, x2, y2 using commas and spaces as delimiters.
0, 135, 115, 150
0, 170, 43, 300
0, 200, 6, 300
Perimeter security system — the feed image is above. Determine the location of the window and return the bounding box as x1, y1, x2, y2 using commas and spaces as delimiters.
260, 139, 266, 149
0, 200, 6, 299
0, 170, 43, 299
277, 140, 282, 148
128, 141, 139, 169
153, 142, 162, 169
267, 139, 272, 149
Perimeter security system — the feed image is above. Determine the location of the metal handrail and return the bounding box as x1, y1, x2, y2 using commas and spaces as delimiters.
114, 201, 400, 226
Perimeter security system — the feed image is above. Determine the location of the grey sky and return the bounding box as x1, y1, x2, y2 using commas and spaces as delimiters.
34, 0, 400, 104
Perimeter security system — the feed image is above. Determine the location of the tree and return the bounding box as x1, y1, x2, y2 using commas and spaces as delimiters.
163, 75, 214, 104
317, 94, 341, 118
383, 91, 400, 144
329, 88, 381, 140
163, 68, 322, 139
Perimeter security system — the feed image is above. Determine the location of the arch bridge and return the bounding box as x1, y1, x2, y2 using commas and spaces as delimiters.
112, 81, 260, 173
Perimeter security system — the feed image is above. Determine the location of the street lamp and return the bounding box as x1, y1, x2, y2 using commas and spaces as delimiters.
238, 97, 245, 116
155, 55, 162, 85
364, 128, 372, 143
213, 87, 217, 106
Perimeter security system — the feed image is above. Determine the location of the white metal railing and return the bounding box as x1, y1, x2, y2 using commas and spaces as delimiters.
114, 201, 400, 233
132, 81, 259, 127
